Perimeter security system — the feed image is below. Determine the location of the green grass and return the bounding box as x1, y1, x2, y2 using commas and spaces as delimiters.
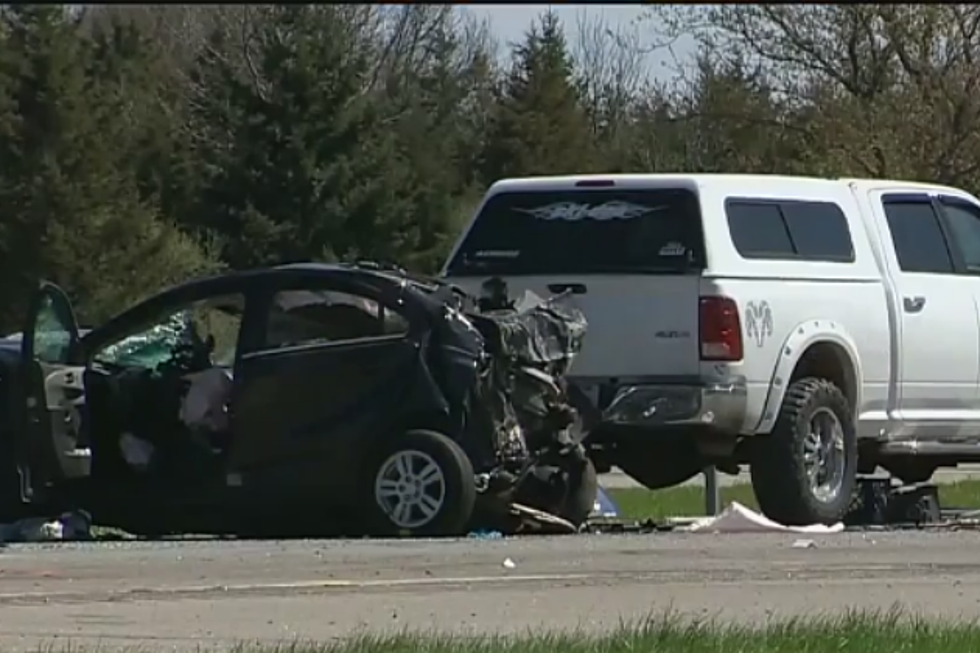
231, 611, 980, 653
607, 478, 980, 521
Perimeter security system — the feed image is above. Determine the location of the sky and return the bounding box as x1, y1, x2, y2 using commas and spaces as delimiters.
461, 4, 695, 83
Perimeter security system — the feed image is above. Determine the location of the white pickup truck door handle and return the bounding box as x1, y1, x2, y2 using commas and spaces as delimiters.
903, 296, 926, 313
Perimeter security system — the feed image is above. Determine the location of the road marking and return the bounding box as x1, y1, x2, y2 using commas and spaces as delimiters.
0, 572, 597, 603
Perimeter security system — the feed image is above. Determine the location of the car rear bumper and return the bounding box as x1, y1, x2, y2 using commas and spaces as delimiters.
580, 375, 747, 434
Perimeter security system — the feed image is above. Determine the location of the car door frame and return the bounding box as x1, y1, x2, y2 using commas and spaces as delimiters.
934, 193, 980, 409
934, 194, 980, 273
227, 269, 438, 493
872, 191, 980, 434
15, 280, 83, 504
71, 274, 264, 494
78, 275, 265, 371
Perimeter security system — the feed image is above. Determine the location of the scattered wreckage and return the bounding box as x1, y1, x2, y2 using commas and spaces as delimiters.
0, 263, 599, 538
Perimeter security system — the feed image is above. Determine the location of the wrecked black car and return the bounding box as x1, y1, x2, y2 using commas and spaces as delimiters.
0, 263, 595, 537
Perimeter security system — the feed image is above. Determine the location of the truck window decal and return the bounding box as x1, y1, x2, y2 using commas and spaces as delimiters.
513, 201, 666, 222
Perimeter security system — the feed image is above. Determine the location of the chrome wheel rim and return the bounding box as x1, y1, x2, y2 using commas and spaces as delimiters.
802, 407, 846, 503
374, 450, 447, 529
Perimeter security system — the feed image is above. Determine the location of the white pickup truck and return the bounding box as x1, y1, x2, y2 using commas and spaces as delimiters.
440, 173, 980, 526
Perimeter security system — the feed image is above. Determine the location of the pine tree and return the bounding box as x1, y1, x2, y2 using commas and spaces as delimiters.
187, 5, 427, 270
0, 6, 215, 330
479, 11, 597, 183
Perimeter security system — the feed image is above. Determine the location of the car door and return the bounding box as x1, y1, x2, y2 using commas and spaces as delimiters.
935, 195, 980, 409
873, 192, 980, 426
228, 277, 426, 490
15, 281, 89, 503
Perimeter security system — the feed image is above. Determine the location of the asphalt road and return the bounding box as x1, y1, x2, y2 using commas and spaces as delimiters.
2, 530, 980, 652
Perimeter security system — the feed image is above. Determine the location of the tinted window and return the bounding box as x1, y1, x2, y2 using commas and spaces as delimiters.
782, 202, 854, 261
726, 202, 794, 257
445, 188, 705, 276
939, 199, 980, 272
882, 200, 954, 274
726, 199, 854, 261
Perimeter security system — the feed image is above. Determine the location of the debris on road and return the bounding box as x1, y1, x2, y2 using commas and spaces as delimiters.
791, 538, 817, 549
468, 530, 503, 540
679, 502, 845, 534
502, 557, 516, 569
592, 487, 620, 518
0, 510, 92, 543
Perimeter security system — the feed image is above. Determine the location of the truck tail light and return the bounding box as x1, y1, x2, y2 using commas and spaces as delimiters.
699, 296, 743, 362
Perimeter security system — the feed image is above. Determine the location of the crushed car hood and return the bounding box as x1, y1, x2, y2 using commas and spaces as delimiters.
425, 282, 589, 469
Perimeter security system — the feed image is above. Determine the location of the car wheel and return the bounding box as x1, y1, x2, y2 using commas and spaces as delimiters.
364, 430, 476, 537
750, 377, 857, 526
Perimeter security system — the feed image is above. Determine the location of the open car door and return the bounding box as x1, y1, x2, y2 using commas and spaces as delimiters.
16, 281, 88, 503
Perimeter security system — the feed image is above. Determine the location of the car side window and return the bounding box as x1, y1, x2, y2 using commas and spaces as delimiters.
939, 198, 980, 274
94, 294, 246, 369
726, 201, 795, 258
263, 288, 409, 351
32, 290, 75, 364
726, 199, 854, 261
881, 199, 955, 274
780, 201, 854, 261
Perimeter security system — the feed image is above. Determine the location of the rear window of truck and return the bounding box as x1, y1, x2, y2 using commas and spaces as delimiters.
445, 188, 706, 276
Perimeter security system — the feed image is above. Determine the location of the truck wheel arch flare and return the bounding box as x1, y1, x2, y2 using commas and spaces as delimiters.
754, 321, 864, 435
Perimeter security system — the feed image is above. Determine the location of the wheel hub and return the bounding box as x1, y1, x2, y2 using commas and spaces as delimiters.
374, 450, 447, 529
802, 407, 846, 503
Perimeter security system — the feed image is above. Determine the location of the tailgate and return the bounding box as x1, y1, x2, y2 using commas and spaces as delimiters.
446, 274, 701, 379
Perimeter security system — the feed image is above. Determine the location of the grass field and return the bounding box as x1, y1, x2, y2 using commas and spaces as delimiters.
239, 611, 980, 653
606, 478, 980, 521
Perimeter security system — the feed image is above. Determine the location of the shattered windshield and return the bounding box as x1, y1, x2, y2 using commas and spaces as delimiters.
95, 314, 190, 368
445, 188, 706, 276
94, 295, 245, 369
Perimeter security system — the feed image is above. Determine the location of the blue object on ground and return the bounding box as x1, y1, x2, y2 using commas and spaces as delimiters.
468, 529, 503, 539
592, 486, 620, 518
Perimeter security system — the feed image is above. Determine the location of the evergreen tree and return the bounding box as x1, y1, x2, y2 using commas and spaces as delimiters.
380, 10, 495, 271
479, 11, 597, 183
187, 6, 426, 270
0, 6, 215, 330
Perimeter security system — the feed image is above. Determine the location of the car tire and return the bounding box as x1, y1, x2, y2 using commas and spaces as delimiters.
750, 377, 857, 526
363, 429, 476, 537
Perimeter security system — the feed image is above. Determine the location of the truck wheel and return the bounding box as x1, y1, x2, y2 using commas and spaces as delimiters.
363, 430, 476, 537
750, 377, 857, 526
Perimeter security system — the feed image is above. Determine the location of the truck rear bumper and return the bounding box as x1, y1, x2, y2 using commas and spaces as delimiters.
578, 375, 747, 435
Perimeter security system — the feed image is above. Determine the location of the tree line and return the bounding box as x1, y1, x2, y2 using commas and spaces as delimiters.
0, 4, 977, 332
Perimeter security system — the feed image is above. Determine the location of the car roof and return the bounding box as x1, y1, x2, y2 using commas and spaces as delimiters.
152, 262, 412, 298
66, 262, 418, 354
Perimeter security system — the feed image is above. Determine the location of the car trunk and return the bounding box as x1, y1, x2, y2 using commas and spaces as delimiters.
442, 184, 707, 382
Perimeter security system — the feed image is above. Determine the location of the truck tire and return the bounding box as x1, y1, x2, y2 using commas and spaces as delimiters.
750, 377, 857, 526
363, 430, 476, 537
